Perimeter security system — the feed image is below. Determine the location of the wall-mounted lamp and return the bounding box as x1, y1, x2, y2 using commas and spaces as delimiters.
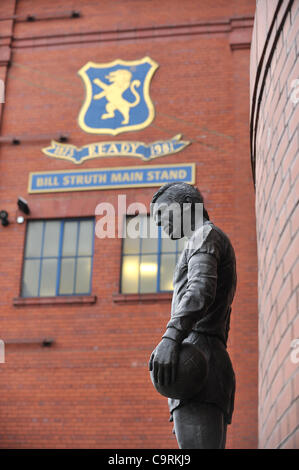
17, 216, 24, 224
17, 197, 30, 215
0, 210, 9, 226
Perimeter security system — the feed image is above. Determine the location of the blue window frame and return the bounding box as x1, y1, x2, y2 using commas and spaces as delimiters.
22, 218, 95, 297
121, 215, 185, 294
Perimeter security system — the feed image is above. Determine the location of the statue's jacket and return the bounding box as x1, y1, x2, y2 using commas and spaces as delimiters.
166, 219, 237, 424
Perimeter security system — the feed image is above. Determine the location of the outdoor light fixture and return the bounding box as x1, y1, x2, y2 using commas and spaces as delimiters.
0, 210, 9, 226
17, 197, 30, 215
17, 216, 24, 224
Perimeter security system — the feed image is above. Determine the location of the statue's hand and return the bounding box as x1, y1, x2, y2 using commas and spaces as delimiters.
148, 338, 179, 386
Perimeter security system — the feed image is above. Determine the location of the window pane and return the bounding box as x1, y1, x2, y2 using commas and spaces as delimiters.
25, 221, 43, 257
78, 220, 93, 256
62, 221, 78, 256
161, 236, 177, 253
59, 258, 75, 294
141, 216, 159, 254
22, 218, 94, 298
43, 221, 60, 257
140, 254, 157, 293
149, 215, 159, 239
160, 254, 176, 291
39, 258, 57, 297
75, 257, 91, 293
123, 235, 140, 255
121, 255, 139, 293
22, 259, 40, 297
123, 216, 141, 254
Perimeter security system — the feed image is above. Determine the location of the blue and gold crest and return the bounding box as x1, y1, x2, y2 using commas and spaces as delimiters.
78, 57, 158, 135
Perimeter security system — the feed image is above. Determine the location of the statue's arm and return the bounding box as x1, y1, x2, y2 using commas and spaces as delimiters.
163, 251, 218, 343
148, 232, 219, 387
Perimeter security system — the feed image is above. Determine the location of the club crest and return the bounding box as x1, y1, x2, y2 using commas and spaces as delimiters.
78, 57, 158, 135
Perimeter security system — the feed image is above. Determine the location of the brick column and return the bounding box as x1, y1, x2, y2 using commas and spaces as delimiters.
250, 0, 299, 449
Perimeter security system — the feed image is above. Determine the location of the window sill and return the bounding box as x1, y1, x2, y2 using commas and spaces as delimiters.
112, 292, 172, 304
13, 295, 97, 306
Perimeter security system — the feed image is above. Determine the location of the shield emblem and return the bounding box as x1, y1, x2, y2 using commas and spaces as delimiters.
78, 57, 158, 135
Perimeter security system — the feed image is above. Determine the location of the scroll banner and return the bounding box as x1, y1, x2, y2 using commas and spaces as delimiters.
42, 134, 190, 164
28, 163, 195, 194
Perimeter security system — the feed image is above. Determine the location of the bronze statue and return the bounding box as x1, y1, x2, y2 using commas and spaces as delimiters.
149, 182, 237, 449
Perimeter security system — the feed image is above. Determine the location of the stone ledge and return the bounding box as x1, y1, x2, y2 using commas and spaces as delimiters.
113, 293, 172, 304
13, 295, 97, 306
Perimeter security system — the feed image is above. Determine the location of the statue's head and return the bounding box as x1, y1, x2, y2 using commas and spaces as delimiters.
151, 182, 209, 239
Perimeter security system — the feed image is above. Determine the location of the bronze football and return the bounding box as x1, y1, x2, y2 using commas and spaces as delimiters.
150, 340, 208, 400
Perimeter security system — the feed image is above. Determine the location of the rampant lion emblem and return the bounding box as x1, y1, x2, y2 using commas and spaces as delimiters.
78, 57, 158, 135
93, 69, 141, 125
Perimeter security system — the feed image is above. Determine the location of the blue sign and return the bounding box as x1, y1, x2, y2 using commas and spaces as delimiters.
78, 57, 158, 135
28, 163, 195, 194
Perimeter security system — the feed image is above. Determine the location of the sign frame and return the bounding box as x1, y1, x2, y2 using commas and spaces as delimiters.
28, 163, 196, 194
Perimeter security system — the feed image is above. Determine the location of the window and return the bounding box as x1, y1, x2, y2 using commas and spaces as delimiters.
121, 215, 185, 294
22, 218, 95, 297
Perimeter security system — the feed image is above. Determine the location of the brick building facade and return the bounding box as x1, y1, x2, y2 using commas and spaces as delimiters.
0, 0, 258, 448
250, 0, 299, 449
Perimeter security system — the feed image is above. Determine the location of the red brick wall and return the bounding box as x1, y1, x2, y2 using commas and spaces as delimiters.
250, 0, 299, 449
0, 0, 257, 448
